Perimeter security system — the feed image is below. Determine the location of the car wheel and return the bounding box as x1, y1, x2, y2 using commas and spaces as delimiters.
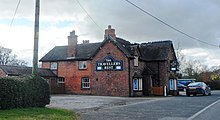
208, 92, 211, 95
203, 90, 208, 96
193, 94, 197, 96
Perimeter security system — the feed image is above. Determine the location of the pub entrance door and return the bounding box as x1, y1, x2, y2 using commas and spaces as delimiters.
143, 75, 152, 96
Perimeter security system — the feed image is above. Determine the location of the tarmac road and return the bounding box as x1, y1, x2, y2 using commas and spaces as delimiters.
188, 98, 220, 120
48, 90, 220, 120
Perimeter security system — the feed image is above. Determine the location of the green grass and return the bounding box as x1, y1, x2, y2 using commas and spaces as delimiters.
0, 108, 79, 120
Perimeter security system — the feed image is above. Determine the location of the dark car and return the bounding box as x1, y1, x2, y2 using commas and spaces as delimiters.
186, 82, 211, 96
178, 83, 186, 91
178, 79, 195, 86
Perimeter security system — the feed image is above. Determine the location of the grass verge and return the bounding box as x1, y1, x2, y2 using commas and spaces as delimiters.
0, 107, 79, 120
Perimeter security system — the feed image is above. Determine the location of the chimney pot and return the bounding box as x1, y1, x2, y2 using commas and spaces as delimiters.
70, 31, 76, 36
83, 40, 89, 44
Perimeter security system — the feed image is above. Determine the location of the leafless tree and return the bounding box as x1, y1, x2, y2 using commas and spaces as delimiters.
175, 43, 208, 80
0, 46, 27, 66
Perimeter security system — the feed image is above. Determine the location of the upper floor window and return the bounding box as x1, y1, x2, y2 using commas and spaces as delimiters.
50, 62, 58, 70
79, 61, 87, 70
134, 56, 139, 67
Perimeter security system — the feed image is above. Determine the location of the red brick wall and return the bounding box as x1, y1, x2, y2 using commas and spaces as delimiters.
42, 60, 92, 94
91, 41, 130, 96
57, 61, 92, 94
41, 62, 50, 69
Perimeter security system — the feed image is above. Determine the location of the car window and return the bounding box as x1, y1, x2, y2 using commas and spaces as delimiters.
178, 80, 195, 86
188, 83, 196, 86
188, 82, 203, 87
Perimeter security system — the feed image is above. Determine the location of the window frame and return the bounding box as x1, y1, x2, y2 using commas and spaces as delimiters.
57, 77, 65, 87
81, 77, 90, 89
134, 56, 139, 67
50, 62, 58, 70
133, 78, 143, 91
79, 61, 87, 70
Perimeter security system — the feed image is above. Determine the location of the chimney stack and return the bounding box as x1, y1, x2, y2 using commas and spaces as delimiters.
104, 25, 116, 40
67, 30, 78, 58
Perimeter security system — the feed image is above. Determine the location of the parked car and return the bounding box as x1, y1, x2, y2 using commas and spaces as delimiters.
186, 82, 211, 96
178, 79, 195, 86
178, 83, 186, 91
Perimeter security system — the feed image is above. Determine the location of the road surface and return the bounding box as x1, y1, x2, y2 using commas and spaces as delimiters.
48, 90, 220, 120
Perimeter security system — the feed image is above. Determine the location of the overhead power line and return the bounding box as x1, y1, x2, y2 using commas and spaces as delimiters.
75, 0, 103, 32
124, 0, 219, 48
10, 0, 22, 27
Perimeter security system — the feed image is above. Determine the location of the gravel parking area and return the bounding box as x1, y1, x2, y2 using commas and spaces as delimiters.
47, 95, 160, 113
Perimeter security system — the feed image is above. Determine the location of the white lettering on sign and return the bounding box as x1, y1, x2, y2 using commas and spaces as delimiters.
96, 56, 123, 71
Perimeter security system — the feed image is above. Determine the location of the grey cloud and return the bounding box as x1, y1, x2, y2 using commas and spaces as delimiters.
69, 0, 220, 50
1, 0, 220, 66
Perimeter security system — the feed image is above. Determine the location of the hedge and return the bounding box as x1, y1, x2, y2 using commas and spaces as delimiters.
0, 75, 50, 110
205, 80, 220, 90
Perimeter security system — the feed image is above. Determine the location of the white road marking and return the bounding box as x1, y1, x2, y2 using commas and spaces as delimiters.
187, 99, 220, 120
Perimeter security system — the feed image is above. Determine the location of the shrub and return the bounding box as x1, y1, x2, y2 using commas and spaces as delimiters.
0, 75, 50, 109
205, 80, 220, 90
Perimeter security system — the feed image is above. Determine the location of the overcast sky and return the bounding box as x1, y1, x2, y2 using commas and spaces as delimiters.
0, 0, 220, 67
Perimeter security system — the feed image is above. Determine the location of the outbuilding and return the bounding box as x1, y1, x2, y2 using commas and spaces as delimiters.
0, 65, 65, 94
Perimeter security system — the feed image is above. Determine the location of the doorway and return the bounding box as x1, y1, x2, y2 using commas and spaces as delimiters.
143, 75, 152, 96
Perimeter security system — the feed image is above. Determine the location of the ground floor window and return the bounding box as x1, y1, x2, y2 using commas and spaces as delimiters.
169, 79, 177, 90
57, 77, 65, 87
82, 77, 90, 89
133, 78, 142, 91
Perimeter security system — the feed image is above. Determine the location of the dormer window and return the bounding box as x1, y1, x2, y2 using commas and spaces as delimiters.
79, 61, 87, 70
134, 56, 139, 67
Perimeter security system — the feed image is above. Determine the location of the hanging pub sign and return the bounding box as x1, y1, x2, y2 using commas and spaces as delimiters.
170, 61, 178, 72
96, 56, 123, 71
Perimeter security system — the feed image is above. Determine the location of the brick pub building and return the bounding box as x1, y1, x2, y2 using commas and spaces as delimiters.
40, 25, 178, 96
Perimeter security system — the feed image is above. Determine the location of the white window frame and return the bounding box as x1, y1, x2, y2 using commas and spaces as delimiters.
169, 79, 177, 90
57, 78, 64, 87
79, 61, 87, 70
133, 78, 138, 91
82, 77, 90, 89
139, 78, 142, 90
50, 62, 58, 70
133, 78, 142, 91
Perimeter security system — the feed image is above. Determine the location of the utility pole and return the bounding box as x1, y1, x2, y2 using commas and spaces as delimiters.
32, 0, 40, 75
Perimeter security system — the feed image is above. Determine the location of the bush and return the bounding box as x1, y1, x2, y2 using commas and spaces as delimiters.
205, 80, 220, 90
0, 75, 50, 109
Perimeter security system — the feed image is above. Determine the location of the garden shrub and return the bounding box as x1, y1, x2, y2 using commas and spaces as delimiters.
0, 75, 50, 109
205, 80, 220, 90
